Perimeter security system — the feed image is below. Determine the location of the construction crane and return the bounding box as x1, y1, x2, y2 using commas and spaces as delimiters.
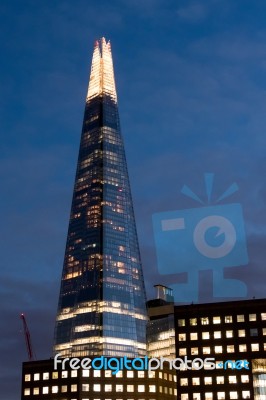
20, 313, 35, 361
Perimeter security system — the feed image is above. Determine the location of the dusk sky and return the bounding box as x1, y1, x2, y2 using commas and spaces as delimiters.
2, 0, 266, 398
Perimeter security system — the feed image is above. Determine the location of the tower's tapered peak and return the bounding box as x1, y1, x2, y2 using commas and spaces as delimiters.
87, 37, 117, 102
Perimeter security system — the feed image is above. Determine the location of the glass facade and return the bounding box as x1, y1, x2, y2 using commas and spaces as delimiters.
53, 38, 147, 357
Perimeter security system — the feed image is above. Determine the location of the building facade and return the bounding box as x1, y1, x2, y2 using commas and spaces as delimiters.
174, 298, 266, 400
53, 38, 147, 359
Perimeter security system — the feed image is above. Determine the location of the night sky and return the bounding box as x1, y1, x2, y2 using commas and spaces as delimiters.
2, 0, 266, 398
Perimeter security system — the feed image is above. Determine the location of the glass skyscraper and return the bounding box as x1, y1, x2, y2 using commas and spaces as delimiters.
53, 38, 147, 358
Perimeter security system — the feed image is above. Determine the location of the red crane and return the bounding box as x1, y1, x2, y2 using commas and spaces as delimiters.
20, 313, 35, 361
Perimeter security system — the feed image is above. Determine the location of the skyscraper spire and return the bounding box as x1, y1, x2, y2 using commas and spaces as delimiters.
53, 38, 147, 358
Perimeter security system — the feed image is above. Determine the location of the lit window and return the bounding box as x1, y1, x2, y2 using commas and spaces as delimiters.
179, 348, 187, 356
227, 345, 235, 353
34, 373, 40, 381
82, 384, 90, 391
225, 316, 233, 323
179, 333, 186, 341
62, 371, 68, 378
251, 343, 259, 351
138, 385, 145, 392
226, 330, 233, 338
261, 313, 266, 320
191, 347, 198, 355
239, 344, 247, 352
149, 385, 156, 392
127, 371, 134, 378
202, 331, 210, 339
216, 376, 224, 384
148, 371, 155, 378
180, 378, 188, 386
264, 343, 266, 351
52, 371, 58, 379
217, 392, 225, 400
203, 347, 211, 354
94, 370, 101, 377
190, 332, 198, 340
93, 384, 101, 392
178, 319, 185, 326
242, 391, 250, 398
138, 371, 145, 378
229, 376, 237, 384
52, 386, 58, 393
24, 389, 30, 396
33, 388, 39, 395
205, 392, 213, 399
241, 375, 249, 383
181, 395, 189, 400
116, 385, 123, 392
237, 315, 245, 322
192, 377, 200, 385
190, 318, 197, 326
238, 329, 245, 337
263, 328, 266, 336
61, 385, 67, 392
82, 370, 90, 377
116, 370, 123, 378
71, 384, 77, 392
43, 372, 49, 380
105, 370, 111, 377
215, 346, 223, 353
250, 328, 258, 336
213, 316, 221, 324
214, 331, 221, 339
205, 377, 212, 385
71, 370, 77, 377
42, 387, 49, 394
193, 394, 200, 400
159, 372, 162, 379
249, 314, 256, 321
229, 392, 238, 399
24, 374, 31, 382
127, 385, 134, 392
201, 317, 209, 325
216, 361, 223, 369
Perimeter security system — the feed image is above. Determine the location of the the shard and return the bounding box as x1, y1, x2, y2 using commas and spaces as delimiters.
53, 38, 147, 358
